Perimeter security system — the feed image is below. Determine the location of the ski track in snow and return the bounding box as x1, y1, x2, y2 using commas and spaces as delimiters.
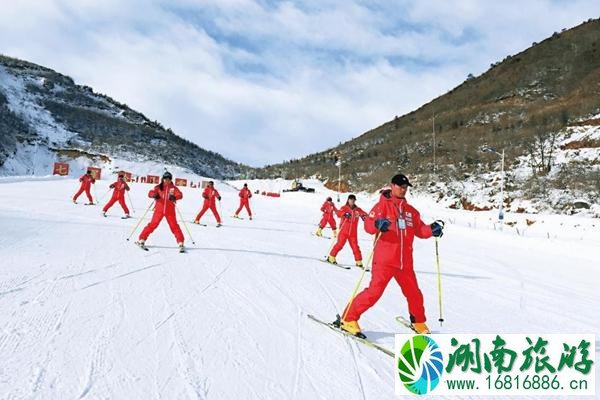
0, 178, 598, 399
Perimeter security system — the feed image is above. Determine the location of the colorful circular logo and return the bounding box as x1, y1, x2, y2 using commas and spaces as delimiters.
397, 335, 444, 395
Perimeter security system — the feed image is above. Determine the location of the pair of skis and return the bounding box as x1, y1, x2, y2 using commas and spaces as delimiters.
134, 241, 186, 253
192, 221, 222, 228
319, 259, 370, 272
307, 314, 419, 358
103, 213, 130, 219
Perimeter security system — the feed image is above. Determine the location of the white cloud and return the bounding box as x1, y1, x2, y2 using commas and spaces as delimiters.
0, 0, 597, 166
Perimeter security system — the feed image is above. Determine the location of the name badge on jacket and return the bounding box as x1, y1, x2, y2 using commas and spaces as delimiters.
397, 217, 406, 230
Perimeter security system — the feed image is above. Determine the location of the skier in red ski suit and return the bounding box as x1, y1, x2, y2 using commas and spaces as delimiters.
339, 174, 444, 336
102, 174, 130, 217
73, 170, 96, 204
194, 181, 222, 226
138, 172, 184, 246
316, 197, 338, 237
234, 183, 252, 219
326, 194, 367, 267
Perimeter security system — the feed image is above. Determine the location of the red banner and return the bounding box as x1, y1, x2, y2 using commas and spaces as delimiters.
175, 178, 188, 187
146, 175, 159, 184
53, 162, 69, 176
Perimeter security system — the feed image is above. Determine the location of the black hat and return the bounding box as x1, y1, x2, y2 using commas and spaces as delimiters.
326, 196, 332, 201
118, 174, 124, 178
348, 194, 356, 201
391, 173, 412, 187
243, 183, 248, 187
162, 171, 173, 180
86, 170, 92, 174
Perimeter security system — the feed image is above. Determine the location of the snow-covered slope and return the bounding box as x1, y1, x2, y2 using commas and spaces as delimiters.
0, 177, 598, 399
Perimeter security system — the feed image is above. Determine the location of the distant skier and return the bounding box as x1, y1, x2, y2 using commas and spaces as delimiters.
72, 170, 96, 204
326, 194, 367, 267
316, 197, 338, 237
234, 183, 252, 219
194, 181, 222, 226
102, 174, 130, 218
337, 173, 444, 336
137, 171, 185, 251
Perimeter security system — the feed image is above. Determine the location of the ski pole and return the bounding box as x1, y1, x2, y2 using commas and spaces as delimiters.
127, 190, 136, 214
126, 200, 154, 241
97, 187, 112, 205
175, 204, 196, 245
326, 232, 338, 254
327, 216, 344, 254
341, 232, 381, 322
435, 237, 444, 326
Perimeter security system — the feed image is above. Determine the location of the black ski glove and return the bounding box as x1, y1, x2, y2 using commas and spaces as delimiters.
153, 193, 160, 199
375, 218, 391, 232
343, 212, 351, 219
431, 220, 445, 237
169, 194, 177, 202
218, 196, 222, 201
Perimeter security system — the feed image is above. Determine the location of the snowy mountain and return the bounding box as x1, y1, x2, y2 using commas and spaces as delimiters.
259, 18, 600, 216
0, 55, 253, 179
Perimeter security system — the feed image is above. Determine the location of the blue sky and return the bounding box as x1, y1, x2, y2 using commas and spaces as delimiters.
0, 1, 598, 166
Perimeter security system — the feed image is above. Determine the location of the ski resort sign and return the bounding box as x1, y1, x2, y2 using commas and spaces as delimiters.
395, 334, 594, 396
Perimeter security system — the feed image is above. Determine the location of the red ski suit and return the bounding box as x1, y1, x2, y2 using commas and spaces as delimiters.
139, 182, 184, 243
103, 180, 130, 214
73, 174, 96, 203
318, 200, 337, 230
235, 187, 252, 217
330, 204, 367, 262
344, 190, 432, 323
195, 186, 221, 223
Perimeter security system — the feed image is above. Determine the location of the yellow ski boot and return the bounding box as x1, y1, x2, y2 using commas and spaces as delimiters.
333, 314, 366, 338
355, 260, 363, 268
326, 255, 337, 264
412, 322, 431, 334
340, 320, 362, 335
333, 229, 338, 238
316, 227, 323, 237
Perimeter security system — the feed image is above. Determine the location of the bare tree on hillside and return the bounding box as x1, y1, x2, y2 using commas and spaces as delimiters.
525, 124, 561, 175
